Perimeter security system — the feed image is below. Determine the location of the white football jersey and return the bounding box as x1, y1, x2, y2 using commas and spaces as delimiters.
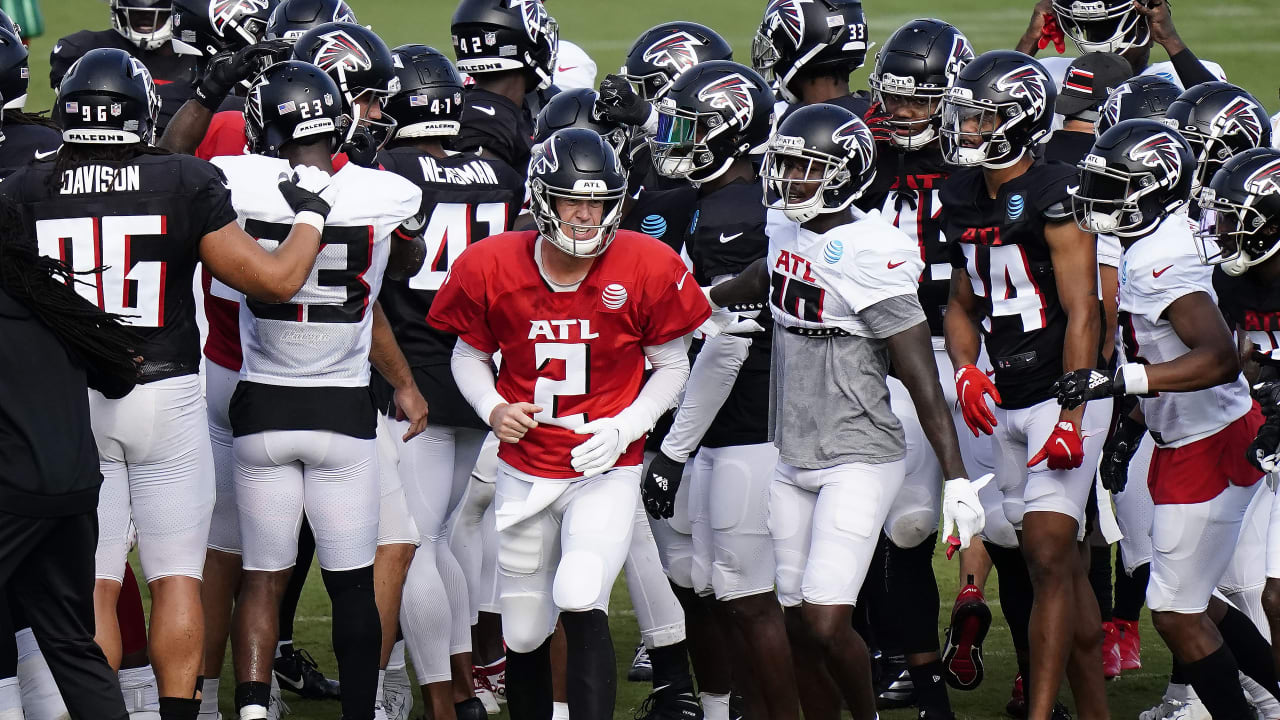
211, 155, 421, 387
765, 207, 924, 336
1118, 215, 1250, 447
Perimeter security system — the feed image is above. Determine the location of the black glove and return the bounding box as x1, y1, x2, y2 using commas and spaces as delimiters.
278, 168, 332, 218
642, 452, 686, 519
1052, 368, 1119, 410
1252, 379, 1280, 416
194, 40, 293, 111
1248, 416, 1280, 473
596, 73, 652, 128
1100, 412, 1145, 494
341, 126, 380, 168
862, 101, 894, 144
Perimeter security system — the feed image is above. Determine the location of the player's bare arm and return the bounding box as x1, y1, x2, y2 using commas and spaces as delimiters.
158, 99, 215, 154
706, 257, 768, 307
1045, 218, 1102, 426
944, 269, 983, 370
1141, 292, 1242, 392
370, 302, 428, 441
198, 221, 320, 303
1014, 0, 1055, 55
886, 320, 968, 481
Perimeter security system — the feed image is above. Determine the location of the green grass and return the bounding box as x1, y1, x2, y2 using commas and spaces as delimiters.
56, 0, 1275, 716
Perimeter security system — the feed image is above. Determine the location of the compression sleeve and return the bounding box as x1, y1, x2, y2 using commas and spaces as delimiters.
659, 333, 751, 462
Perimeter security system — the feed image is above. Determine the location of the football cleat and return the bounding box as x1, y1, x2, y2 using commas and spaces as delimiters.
381, 665, 412, 720
273, 647, 340, 700
1102, 622, 1122, 679
634, 681, 703, 720
942, 578, 992, 690
472, 664, 501, 715
1004, 674, 1072, 719
629, 644, 654, 683
1116, 618, 1142, 671
875, 654, 915, 710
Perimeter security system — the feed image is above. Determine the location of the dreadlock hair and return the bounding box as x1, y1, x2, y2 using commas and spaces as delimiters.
45, 141, 174, 194
0, 193, 142, 383
5, 109, 60, 131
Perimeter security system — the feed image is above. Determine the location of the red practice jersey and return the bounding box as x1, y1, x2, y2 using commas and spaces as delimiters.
429, 229, 710, 479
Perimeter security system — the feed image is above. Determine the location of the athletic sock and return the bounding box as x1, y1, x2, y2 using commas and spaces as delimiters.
1170, 659, 1187, 686
984, 542, 1032, 658
158, 697, 200, 720
561, 609, 616, 720
908, 660, 951, 714
375, 669, 386, 705
648, 640, 691, 688
701, 692, 731, 720
1180, 645, 1253, 718
1088, 545, 1113, 622
1114, 560, 1150, 623
551, 701, 570, 719
506, 638, 553, 719
884, 534, 943, 656
274, 641, 292, 660
199, 678, 220, 716
1217, 603, 1280, 699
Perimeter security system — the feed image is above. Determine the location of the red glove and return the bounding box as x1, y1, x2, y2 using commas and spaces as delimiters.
955, 364, 1001, 437
862, 101, 894, 144
1037, 12, 1067, 54
1028, 420, 1084, 470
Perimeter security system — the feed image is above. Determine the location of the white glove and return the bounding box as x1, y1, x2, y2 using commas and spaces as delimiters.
697, 287, 766, 338
941, 474, 993, 553
291, 163, 333, 194
571, 414, 645, 477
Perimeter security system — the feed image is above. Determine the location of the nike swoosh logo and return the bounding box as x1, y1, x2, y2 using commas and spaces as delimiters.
53, 43, 63, 54
719, 232, 742, 244
473, 105, 496, 116
1053, 437, 1073, 458
276, 672, 305, 691
887, 260, 906, 269
557, 66, 577, 73
1153, 264, 1173, 278
676, 271, 691, 291
33, 149, 57, 160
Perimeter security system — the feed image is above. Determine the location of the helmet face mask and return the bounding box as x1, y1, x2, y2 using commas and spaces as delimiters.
1070, 120, 1194, 239
1052, 0, 1149, 53
1194, 149, 1280, 275
940, 91, 1018, 168
528, 128, 627, 258
111, 0, 174, 51
876, 89, 941, 149
868, 18, 974, 150
650, 102, 727, 181
761, 104, 876, 224
1073, 159, 1154, 236
939, 51, 1054, 170
763, 141, 851, 222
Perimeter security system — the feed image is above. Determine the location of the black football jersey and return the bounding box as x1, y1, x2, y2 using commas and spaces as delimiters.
1041, 129, 1097, 166
621, 183, 697, 255
858, 143, 955, 336
374, 146, 524, 427
941, 159, 1081, 408
686, 178, 771, 447
449, 87, 535, 175
0, 120, 61, 179
777, 91, 872, 126
51, 30, 199, 134
1, 152, 237, 383
1215, 267, 1280, 356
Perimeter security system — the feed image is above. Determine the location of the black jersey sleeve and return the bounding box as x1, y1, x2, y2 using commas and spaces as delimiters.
1033, 161, 1079, 221
183, 158, 238, 237
49, 31, 94, 90
451, 92, 532, 173
687, 180, 769, 285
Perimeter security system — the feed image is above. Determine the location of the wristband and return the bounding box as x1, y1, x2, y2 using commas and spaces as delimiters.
294, 211, 326, 233
1118, 363, 1149, 396
193, 84, 228, 113
702, 286, 722, 312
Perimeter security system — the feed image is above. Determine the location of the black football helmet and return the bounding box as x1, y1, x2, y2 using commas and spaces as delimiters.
762, 103, 876, 222
264, 0, 355, 42
451, 0, 559, 92
529, 128, 627, 258
1072, 118, 1194, 239
292, 22, 399, 145
533, 88, 628, 158
384, 45, 464, 140
55, 47, 161, 145
939, 50, 1055, 169
650, 60, 774, 184
1095, 75, 1181, 136
0, 27, 29, 111
868, 18, 974, 150
244, 60, 342, 156
752, 0, 867, 104
1052, 0, 1150, 54
620, 22, 733, 103
1196, 148, 1280, 275
171, 0, 276, 57
0, 9, 20, 38
1165, 82, 1272, 197
110, 0, 173, 51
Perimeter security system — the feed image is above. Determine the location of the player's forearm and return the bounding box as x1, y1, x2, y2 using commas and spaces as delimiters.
158, 100, 215, 154
707, 259, 768, 308
262, 224, 325, 301
659, 333, 750, 462
451, 339, 505, 425
1058, 309, 1100, 424
888, 322, 968, 480
370, 302, 415, 391
619, 339, 691, 439
944, 301, 981, 370
1143, 344, 1240, 393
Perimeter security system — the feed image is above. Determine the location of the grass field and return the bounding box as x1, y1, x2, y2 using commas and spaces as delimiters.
38, 0, 1276, 717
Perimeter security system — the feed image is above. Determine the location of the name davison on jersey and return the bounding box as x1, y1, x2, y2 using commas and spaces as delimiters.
419, 155, 502, 185
529, 319, 600, 340
58, 164, 142, 194
774, 248, 817, 282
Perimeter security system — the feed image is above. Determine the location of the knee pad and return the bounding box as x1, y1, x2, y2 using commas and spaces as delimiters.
501, 594, 557, 654
885, 499, 938, 549
498, 518, 546, 577
553, 551, 608, 612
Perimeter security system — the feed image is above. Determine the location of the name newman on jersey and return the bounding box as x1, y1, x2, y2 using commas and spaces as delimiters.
418, 155, 504, 185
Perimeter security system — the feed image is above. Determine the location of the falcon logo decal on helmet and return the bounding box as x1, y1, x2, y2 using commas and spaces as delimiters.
1101, 82, 1132, 130
831, 117, 874, 159
1214, 97, 1266, 145
313, 29, 373, 72
1245, 157, 1280, 197
945, 34, 975, 83
1128, 132, 1185, 180
642, 31, 705, 74
209, 0, 269, 36
996, 65, 1048, 115
530, 138, 560, 176
762, 0, 809, 48
696, 73, 756, 127
510, 0, 550, 42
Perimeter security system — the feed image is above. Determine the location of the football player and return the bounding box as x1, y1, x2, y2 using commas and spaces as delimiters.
449, 0, 559, 173
859, 18, 1001, 715
751, 0, 872, 121
376, 43, 524, 720
938, 50, 1112, 720
219, 60, 424, 720
0, 25, 59, 178
49, 0, 200, 133
1166, 82, 1273, 207
2, 46, 331, 720
264, 0, 354, 43
1065, 118, 1280, 719
705, 102, 987, 720
642, 60, 784, 720
429, 127, 709, 720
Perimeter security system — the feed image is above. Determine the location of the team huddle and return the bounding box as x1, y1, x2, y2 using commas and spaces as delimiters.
6, 0, 1280, 719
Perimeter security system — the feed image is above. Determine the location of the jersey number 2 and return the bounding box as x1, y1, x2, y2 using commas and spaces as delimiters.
36, 214, 167, 327
532, 342, 589, 429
